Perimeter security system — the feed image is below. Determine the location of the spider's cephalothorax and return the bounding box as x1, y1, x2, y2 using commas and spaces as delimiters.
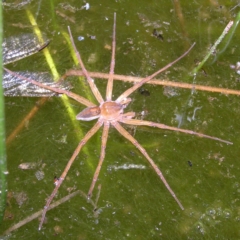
4, 13, 232, 230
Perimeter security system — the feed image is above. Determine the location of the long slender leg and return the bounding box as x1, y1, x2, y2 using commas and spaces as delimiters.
88, 121, 110, 198
39, 121, 103, 230
120, 118, 232, 145
4, 68, 95, 107
112, 121, 184, 210
53, 69, 240, 96
106, 12, 116, 101
67, 26, 104, 104
116, 43, 195, 103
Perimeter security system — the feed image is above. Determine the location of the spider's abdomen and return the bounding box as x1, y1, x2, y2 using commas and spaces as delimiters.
76, 106, 101, 121
100, 101, 123, 121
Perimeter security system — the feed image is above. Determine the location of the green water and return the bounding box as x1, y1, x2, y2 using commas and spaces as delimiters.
2, 0, 240, 239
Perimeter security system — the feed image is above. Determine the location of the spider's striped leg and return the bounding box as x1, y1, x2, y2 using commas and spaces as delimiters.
67, 26, 104, 104
106, 12, 116, 101
39, 121, 103, 230
112, 121, 184, 210
115, 43, 195, 103
4, 68, 95, 107
88, 121, 110, 198
120, 118, 232, 145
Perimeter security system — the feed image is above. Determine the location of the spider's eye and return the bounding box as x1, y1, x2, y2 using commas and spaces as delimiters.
76, 106, 101, 121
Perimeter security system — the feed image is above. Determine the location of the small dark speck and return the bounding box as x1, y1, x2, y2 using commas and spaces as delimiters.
89, 35, 96, 40
188, 161, 192, 167
138, 88, 150, 97
153, 29, 164, 41
130, 151, 135, 156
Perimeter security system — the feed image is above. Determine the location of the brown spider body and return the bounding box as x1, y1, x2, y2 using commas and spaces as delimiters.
100, 102, 124, 121
4, 13, 232, 230
78, 99, 133, 122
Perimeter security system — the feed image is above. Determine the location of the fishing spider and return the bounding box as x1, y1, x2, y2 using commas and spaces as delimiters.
5, 13, 232, 230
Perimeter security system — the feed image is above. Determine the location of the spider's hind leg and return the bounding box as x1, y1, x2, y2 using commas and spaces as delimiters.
88, 122, 110, 198
112, 121, 184, 210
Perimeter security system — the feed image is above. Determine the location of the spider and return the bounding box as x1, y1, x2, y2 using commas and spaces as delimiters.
4, 13, 232, 230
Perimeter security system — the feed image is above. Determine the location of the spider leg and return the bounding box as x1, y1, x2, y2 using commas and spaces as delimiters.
120, 118, 232, 145
106, 12, 116, 101
88, 121, 110, 198
67, 26, 104, 104
38, 121, 103, 230
112, 121, 184, 210
53, 70, 240, 96
4, 67, 95, 107
115, 43, 195, 103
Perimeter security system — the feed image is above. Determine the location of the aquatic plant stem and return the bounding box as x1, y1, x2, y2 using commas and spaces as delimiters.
211, 11, 240, 63
0, 3, 7, 223
191, 20, 233, 75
